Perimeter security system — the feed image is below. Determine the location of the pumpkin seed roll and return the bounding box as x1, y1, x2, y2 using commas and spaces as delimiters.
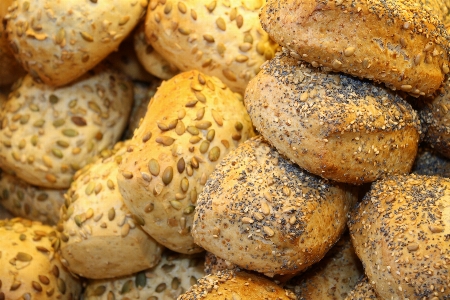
260, 0, 450, 97
0, 218, 82, 300
60, 141, 164, 279
0, 203, 13, 219
0, 64, 133, 189
117, 70, 255, 254
193, 136, 358, 277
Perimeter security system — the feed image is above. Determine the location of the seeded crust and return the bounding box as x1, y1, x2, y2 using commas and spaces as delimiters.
204, 251, 238, 275
286, 233, 364, 300
144, 0, 279, 95
0, 218, 82, 300
245, 52, 421, 184
260, 0, 450, 97
83, 250, 205, 300
419, 77, 450, 159
0, 203, 13, 219
179, 269, 295, 300
4, 0, 147, 87
348, 174, 450, 299
0, 64, 133, 189
117, 70, 255, 254
412, 146, 450, 177
134, 22, 180, 80
60, 141, 164, 279
344, 277, 379, 300
193, 136, 358, 277
0, 171, 65, 225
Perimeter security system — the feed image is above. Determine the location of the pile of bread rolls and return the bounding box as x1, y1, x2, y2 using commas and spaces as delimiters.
0, 0, 449, 299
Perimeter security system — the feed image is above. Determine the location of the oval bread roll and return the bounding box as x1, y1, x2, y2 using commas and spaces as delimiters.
245, 51, 421, 184
60, 141, 164, 279
348, 174, 450, 299
179, 269, 296, 300
0, 171, 65, 225
83, 251, 205, 300
144, 0, 278, 94
260, 0, 450, 97
4, 0, 147, 86
412, 147, 450, 177
193, 136, 358, 277
345, 277, 379, 300
0, 218, 82, 300
0, 64, 133, 188
117, 70, 255, 254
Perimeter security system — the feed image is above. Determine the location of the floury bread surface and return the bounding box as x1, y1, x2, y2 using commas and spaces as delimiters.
117, 70, 255, 254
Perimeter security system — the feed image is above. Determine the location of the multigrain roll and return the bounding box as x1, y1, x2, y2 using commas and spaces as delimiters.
204, 251, 237, 275
348, 174, 450, 299
83, 251, 205, 300
178, 269, 296, 300
259, 0, 450, 97
193, 136, 358, 277
117, 70, 255, 254
144, 0, 279, 94
245, 52, 421, 184
0, 171, 65, 225
0, 218, 82, 300
412, 146, 450, 177
285, 233, 364, 300
344, 277, 379, 300
0, 64, 133, 188
60, 141, 163, 279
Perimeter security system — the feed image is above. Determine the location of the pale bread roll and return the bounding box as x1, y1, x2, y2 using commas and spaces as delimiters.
348, 174, 450, 299
0, 64, 133, 188
144, 0, 278, 94
60, 141, 164, 279
0, 218, 82, 300
345, 277, 379, 300
260, 0, 450, 97
245, 51, 421, 184
193, 136, 358, 277
204, 251, 237, 275
117, 70, 255, 254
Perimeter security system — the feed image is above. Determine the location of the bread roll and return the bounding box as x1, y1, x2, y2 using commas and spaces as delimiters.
245, 51, 421, 184
204, 251, 237, 275
260, 0, 450, 97
144, 0, 278, 94
0, 218, 82, 300
345, 277, 379, 300
178, 270, 296, 300
83, 251, 205, 300
286, 233, 364, 300
412, 146, 450, 177
0, 64, 133, 188
0, 203, 13, 219
193, 136, 358, 277
348, 174, 450, 299
60, 141, 164, 279
117, 70, 255, 254
4, 0, 147, 86
0, 171, 65, 225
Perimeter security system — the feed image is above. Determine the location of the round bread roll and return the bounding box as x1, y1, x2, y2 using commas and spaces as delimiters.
0, 203, 13, 219
178, 269, 296, 300
285, 233, 364, 300
193, 136, 358, 277
0, 64, 133, 189
144, 0, 278, 94
60, 141, 164, 279
0, 170, 65, 225
117, 70, 255, 254
245, 51, 421, 184
204, 251, 237, 275
0, 218, 82, 300
260, 0, 450, 97
424, 0, 450, 24
345, 277, 379, 300
134, 22, 179, 80
412, 146, 450, 177
4, 0, 147, 87
348, 174, 450, 299
419, 77, 450, 159
83, 251, 205, 300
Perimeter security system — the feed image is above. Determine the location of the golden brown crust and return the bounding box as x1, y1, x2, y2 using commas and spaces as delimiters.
348, 174, 450, 299
193, 136, 358, 277
260, 0, 450, 97
344, 277, 379, 300
245, 52, 421, 184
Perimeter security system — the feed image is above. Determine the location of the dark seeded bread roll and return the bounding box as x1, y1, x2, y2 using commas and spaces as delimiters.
412, 146, 450, 177
245, 51, 421, 184
193, 136, 358, 277
345, 277, 379, 300
260, 0, 450, 97
348, 174, 450, 299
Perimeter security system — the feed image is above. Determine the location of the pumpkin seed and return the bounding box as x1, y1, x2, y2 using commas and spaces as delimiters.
148, 159, 160, 176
